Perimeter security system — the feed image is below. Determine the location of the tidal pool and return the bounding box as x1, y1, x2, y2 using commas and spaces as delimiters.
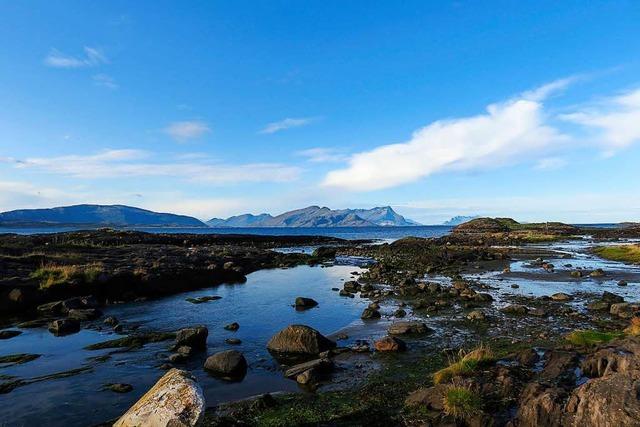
0, 263, 388, 426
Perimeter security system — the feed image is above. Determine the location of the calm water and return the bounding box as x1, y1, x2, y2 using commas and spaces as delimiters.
0, 263, 406, 426
0, 225, 453, 241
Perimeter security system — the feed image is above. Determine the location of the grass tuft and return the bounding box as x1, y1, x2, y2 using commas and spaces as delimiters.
433, 344, 494, 384
31, 263, 103, 289
593, 245, 640, 264
442, 384, 482, 419
565, 329, 624, 346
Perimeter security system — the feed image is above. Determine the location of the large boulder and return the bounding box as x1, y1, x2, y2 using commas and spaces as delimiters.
48, 318, 80, 336
114, 369, 204, 427
175, 326, 208, 350
267, 325, 335, 356
204, 350, 247, 379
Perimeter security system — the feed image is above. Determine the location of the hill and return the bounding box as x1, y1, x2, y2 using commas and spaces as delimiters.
0, 204, 208, 228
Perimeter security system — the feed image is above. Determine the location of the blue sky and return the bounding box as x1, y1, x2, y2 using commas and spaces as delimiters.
1, 1, 640, 223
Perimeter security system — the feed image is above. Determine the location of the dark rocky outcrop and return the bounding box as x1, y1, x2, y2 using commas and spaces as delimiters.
204, 350, 247, 379
267, 325, 336, 357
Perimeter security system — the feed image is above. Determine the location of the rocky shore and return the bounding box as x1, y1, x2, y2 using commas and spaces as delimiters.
3, 219, 640, 426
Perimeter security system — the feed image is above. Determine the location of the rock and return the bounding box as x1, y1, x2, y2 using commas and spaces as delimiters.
590, 268, 605, 278
61, 297, 84, 313
296, 369, 318, 385
361, 307, 381, 320
394, 308, 407, 318
106, 383, 133, 393
474, 292, 494, 302
267, 325, 336, 356
175, 326, 208, 350
224, 322, 240, 331
550, 292, 572, 302
610, 303, 640, 319
581, 337, 640, 377
176, 346, 193, 357
374, 336, 406, 352
570, 270, 583, 278
68, 308, 102, 320
37, 301, 63, 315
541, 350, 579, 385
529, 307, 548, 317
404, 384, 447, 410
387, 321, 432, 335
0, 330, 22, 340
618, 280, 629, 287
515, 382, 566, 427
343, 281, 361, 293
501, 304, 529, 315
225, 338, 242, 345
338, 290, 354, 298
351, 340, 370, 353
284, 358, 333, 378
587, 301, 611, 311
104, 316, 119, 326
565, 371, 640, 426
168, 353, 187, 363
48, 318, 80, 335
185, 295, 222, 304
467, 310, 486, 321
294, 297, 318, 309
113, 368, 204, 427
204, 350, 247, 379
368, 302, 380, 310
517, 348, 540, 367
602, 291, 624, 304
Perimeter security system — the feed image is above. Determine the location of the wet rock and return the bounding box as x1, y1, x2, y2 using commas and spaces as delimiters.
106, 383, 133, 393
296, 369, 318, 385
602, 291, 624, 304
387, 321, 432, 336
225, 338, 242, 345
541, 350, 579, 385
474, 292, 494, 302
517, 348, 541, 367
185, 295, 222, 304
104, 316, 119, 326
68, 308, 102, 321
570, 270, 583, 278
590, 268, 605, 278
529, 307, 548, 317
224, 322, 240, 331
404, 384, 447, 410
338, 290, 354, 298
343, 281, 361, 293
618, 280, 628, 287
587, 301, 611, 311
394, 308, 407, 318
550, 292, 572, 302
175, 326, 208, 350
0, 353, 40, 366
351, 340, 370, 353
501, 304, 529, 315
61, 297, 84, 313
48, 318, 80, 336
0, 330, 22, 340
16, 319, 48, 328
37, 301, 63, 315
361, 307, 381, 320
284, 358, 333, 378
374, 336, 406, 352
467, 310, 486, 321
267, 325, 336, 356
204, 350, 247, 379
113, 368, 204, 427
294, 297, 318, 309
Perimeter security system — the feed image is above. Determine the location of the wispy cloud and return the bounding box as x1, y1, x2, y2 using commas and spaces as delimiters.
561, 87, 640, 152
297, 148, 348, 163
44, 47, 108, 68
164, 120, 210, 142
535, 157, 567, 170
92, 73, 118, 89
323, 79, 571, 191
260, 117, 316, 134
12, 149, 300, 184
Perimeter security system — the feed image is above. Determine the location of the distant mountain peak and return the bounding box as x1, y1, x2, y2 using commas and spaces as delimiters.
206, 206, 420, 228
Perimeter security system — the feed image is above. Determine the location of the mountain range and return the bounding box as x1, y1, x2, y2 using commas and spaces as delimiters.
0, 204, 208, 228
442, 215, 480, 226
207, 206, 419, 227
0, 204, 420, 228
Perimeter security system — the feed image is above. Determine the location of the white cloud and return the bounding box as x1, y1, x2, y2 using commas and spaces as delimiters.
44, 47, 108, 68
164, 120, 210, 142
561, 87, 640, 151
260, 117, 315, 134
297, 148, 348, 163
13, 149, 300, 184
323, 80, 570, 191
0, 181, 79, 212
93, 73, 118, 89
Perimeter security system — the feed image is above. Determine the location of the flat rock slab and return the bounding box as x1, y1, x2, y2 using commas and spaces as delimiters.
114, 368, 204, 427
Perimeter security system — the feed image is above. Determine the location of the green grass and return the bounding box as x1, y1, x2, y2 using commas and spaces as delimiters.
443, 385, 482, 419
593, 245, 640, 264
30, 263, 103, 289
433, 345, 494, 384
565, 330, 624, 346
